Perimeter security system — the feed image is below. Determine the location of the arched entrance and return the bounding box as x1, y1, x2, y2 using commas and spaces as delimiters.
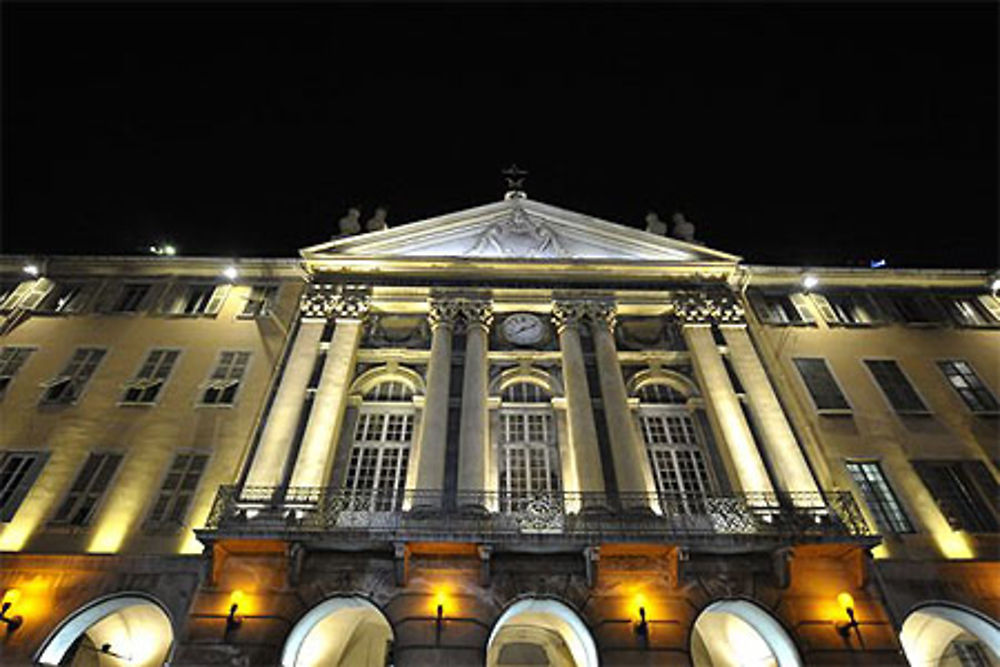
281, 596, 394, 667
36, 593, 173, 667
486, 597, 599, 667
690, 599, 802, 667
900, 603, 1000, 666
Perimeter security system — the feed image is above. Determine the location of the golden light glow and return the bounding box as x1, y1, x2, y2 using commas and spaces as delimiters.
230, 590, 246, 609
871, 544, 890, 559
2, 588, 22, 607
935, 529, 974, 560
837, 592, 855, 617
430, 587, 453, 617
633, 593, 647, 621
88, 521, 130, 554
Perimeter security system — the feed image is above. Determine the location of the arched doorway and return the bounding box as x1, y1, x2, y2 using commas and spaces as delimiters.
900, 603, 1000, 666
690, 599, 802, 667
281, 596, 394, 667
486, 597, 599, 667
36, 593, 173, 667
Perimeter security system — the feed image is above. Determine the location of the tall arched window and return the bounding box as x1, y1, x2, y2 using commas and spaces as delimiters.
345, 381, 414, 511
498, 381, 560, 509
635, 382, 714, 509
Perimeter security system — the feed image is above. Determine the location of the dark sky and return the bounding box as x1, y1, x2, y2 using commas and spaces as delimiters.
3, 3, 997, 268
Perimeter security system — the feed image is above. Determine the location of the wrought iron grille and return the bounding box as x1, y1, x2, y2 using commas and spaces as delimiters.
203, 487, 872, 541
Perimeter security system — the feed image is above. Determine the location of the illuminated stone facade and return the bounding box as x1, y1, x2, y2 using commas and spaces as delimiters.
0, 196, 997, 666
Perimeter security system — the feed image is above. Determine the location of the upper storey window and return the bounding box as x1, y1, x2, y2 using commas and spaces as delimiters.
200, 351, 250, 406
39, 282, 99, 314
937, 361, 998, 415
864, 359, 929, 415
942, 294, 1000, 327
885, 293, 947, 325
498, 382, 559, 508
0, 346, 35, 399
239, 284, 279, 318
122, 349, 181, 405
160, 283, 230, 316
41, 348, 106, 405
748, 290, 815, 325
846, 461, 913, 534
51, 452, 122, 526
0, 278, 53, 312
793, 358, 851, 413
809, 292, 884, 326
345, 380, 416, 511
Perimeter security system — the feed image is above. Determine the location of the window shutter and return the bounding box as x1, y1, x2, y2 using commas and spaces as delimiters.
0, 281, 34, 311
19, 278, 54, 311
788, 293, 815, 323
747, 290, 778, 324
977, 295, 1000, 322
809, 294, 839, 324
205, 284, 230, 315
158, 283, 185, 314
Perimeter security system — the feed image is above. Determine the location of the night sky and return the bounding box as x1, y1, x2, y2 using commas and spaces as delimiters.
3, 3, 997, 268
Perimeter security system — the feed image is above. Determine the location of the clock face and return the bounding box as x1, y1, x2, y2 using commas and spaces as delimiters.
502, 313, 546, 346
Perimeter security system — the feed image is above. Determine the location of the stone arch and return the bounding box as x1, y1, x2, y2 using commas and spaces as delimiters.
900, 601, 1000, 666
690, 598, 802, 667
349, 363, 426, 397
486, 596, 599, 667
281, 595, 395, 667
491, 365, 564, 397
35, 592, 175, 667
627, 367, 699, 399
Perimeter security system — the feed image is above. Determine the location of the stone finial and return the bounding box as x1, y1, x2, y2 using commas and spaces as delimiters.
338, 207, 362, 236
645, 211, 668, 236
365, 207, 388, 232
671, 211, 696, 242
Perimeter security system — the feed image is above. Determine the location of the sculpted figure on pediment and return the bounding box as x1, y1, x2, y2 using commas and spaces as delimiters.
466, 205, 569, 258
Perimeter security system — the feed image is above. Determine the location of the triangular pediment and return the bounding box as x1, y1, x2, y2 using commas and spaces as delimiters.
301, 197, 740, 264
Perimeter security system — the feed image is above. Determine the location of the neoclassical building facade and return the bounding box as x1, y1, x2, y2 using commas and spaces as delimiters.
0, 192, 997, 666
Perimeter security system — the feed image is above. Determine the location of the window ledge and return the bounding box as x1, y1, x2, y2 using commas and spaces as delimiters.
817, 409, 853, 416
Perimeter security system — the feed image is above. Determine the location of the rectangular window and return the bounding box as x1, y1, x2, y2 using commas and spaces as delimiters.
749, 290, 815, 325
846, 461, 913, 533
912, 460, 999, 533
111, 283, 153, 313
888, 293, 946, 325
942, 295, 1000, 327
147, 452, 209, 527
345, 410, 413, 511
0, 451, 48, 521
161, 283, 230, 316
40, 282, 99, 314
121, 349, 181, 404
40, 348, 106, 405
793, 358, 851, 412
0, 278, 53, 311
51, 452, 123, 526
864, 359, 929, 414
239, 284, 279, 318
810, 292, 883, 325
200, 351, 250, 405
0, 346, 35, 399
937, 360, 999, 414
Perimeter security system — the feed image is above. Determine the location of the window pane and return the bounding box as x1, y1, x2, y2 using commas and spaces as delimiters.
846, 461, 913, 533
794, 358, 850, 411
865, 360, 928, 413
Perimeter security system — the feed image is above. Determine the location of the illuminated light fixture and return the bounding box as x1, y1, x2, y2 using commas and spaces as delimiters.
991, 278, 1000, 294
222, 266, 238, 281
434, 590, 447, 630
226, 590, 245, 632
0, 588, 23, 631
22, 264, 39, 277
835, 591, 860, 639
802, 274, 819, 290
162, 244, 177, 256
870, 259, 887, 268
635, 606, 649, 637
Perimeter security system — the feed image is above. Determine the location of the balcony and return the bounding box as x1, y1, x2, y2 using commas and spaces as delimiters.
199, 487, 875, 550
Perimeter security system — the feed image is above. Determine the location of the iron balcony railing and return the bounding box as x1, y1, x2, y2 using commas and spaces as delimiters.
202, 487, 873, 542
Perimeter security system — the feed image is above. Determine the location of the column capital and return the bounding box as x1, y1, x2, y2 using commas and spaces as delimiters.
457, 299, 494, 330
301, 284, 371, 320
552, 300, 617, 332
428, 299, 462, 330
672, 291, 744, 325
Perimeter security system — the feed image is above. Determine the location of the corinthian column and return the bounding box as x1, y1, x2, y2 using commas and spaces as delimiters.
288, 291, 370, 489
457, 301, 493, 511
675, 294, 775, 499
411, 300, 458, 508
588, 302, 658, 510
721, 325, 820, 502
552, 302, 605, 509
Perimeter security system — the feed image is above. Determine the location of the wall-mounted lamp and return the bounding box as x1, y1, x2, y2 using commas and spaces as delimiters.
22, 264, 40, 277
835, 591, 860, 639
635, 605, 649, 637
991, 278, 1000, 294
226, 590, 244, 632
802, 274, 819, 290
1, 588, 23, 631
434, 591, 446, 631
222, 266, 239, 281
